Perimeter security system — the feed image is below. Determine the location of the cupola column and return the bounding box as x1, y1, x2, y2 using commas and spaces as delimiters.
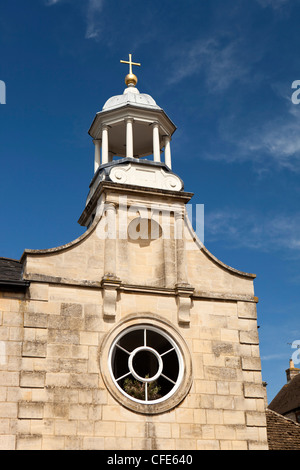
101, 125, 109, 164
153, 122, 161, 162
164, 135, 172, 169
93, 139, 101, 173
126, 117, 134, 158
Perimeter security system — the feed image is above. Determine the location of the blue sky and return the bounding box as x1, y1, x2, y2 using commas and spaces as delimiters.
1, 0, 300, 403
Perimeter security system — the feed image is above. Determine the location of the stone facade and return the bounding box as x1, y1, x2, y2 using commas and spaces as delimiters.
0, 181, 268, 450
0, 69, 268, 450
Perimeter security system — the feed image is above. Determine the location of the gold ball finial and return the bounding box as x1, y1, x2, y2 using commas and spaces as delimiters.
125, 73, 138, 86
120, 54, 141, 88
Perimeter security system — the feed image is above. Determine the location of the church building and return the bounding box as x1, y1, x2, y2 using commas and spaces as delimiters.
0, 56, 268, 450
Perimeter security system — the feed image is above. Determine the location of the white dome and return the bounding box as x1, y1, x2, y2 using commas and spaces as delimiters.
103, 86, 161, 111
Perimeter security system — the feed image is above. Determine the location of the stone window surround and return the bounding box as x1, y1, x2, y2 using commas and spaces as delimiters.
100, 313, 193, 415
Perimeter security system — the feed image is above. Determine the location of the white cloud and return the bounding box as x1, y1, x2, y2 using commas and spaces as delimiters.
44, 0, 104, 40
261, 353, 288, 361
44, 0, 63, 4
205, 209, 300, 254
85, 0, 104, 40
256, 0, 290, 8
167, 37, 250, 91
204, 87, 300, 173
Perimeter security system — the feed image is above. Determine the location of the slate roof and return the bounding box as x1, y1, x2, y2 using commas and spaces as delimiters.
0, 257, 29, 289
268, 373, 300, 416
266, 409, 300, 450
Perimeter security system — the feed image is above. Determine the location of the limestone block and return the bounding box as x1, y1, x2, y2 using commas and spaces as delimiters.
244, 383, 265, 399
69, 404, 89, 420
200, 394, 214, 409
24, 312, 48, 329
197, 439, 220, 450
0, 403, 17, 418
42, 436, 65, 450
239, 329, 259, 345
16, 435, 42, 450
2, 311, 23, 327
201, 424, 215, 439
55, 419, 77, 436
248, 441, 268, 450
193, 409, 206, 425
246, 411, 267, 427
72, 345, 89, 360
204, 366, 238, 381
215, 425, 237, 440
102, 405, 143, 423
44, 402, 69, 419
241, 357, 262, 371
80, 332, 99, 346
220, 328, 239, 343
47, 343, 71, 358
18, 402, 44, 419
24, 327, 47, 342
206, 409, 223, 424
70, 373, 99, 389
94, 420, 115, 437
22, 341, 47, 358
174, 437, 197, 450
84, 304, 102, 331
175, 408, 194, 423
77, 419, 94, 437
0, 371, 19, 387
220, 440, 248, 450
0, 435, 15, 450
48, 329, 79, 345
237, 301, 257, 319
223, 410, 245, 425
229, 382, 243, 396
46, 373, 70, 388
216, 381, 230, 395
82, 437, 105, 450
87, 346, 100, 374
29, 283, 49, 302
61, 303, 83, 317
212, 341, 235, 357
31, 389, 47, 402
214, 395, 235, 410
20, 371, 45, 388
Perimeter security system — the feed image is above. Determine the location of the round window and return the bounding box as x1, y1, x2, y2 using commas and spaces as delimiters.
108, 325, 184, 404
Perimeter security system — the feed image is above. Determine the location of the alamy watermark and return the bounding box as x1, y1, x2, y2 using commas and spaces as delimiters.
291, 340, 300, 365
291, 80, 300, 104
0, 80, 6, 104
94, 195, 204, 249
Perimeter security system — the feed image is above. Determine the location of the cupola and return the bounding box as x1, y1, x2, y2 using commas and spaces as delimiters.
88, 54, 176, 171
80, 54, 184, 227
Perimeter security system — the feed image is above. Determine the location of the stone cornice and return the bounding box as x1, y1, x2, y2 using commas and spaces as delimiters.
22, 273, 258, 303
78, 180, 194, 227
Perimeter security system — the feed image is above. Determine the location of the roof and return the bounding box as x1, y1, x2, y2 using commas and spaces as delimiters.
268, 373, 300, 415
0, 257, 29, 290
102, 85, 161, 111
266, 409, 300, 450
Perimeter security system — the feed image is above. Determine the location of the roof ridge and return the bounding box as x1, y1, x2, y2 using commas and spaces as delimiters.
0, 257, 21, 262
267, 408, 300, 427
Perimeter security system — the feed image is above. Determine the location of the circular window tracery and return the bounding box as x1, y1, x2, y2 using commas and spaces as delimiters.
108, 325, 184, 404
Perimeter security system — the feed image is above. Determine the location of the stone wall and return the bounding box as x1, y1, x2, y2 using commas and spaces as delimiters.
0, 184, 268, 450
0, 283, 267, 450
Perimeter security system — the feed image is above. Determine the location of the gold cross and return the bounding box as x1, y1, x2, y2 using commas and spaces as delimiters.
120, 53, 141, 75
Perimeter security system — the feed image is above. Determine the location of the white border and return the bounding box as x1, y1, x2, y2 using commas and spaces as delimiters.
108, 325, 184, 405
